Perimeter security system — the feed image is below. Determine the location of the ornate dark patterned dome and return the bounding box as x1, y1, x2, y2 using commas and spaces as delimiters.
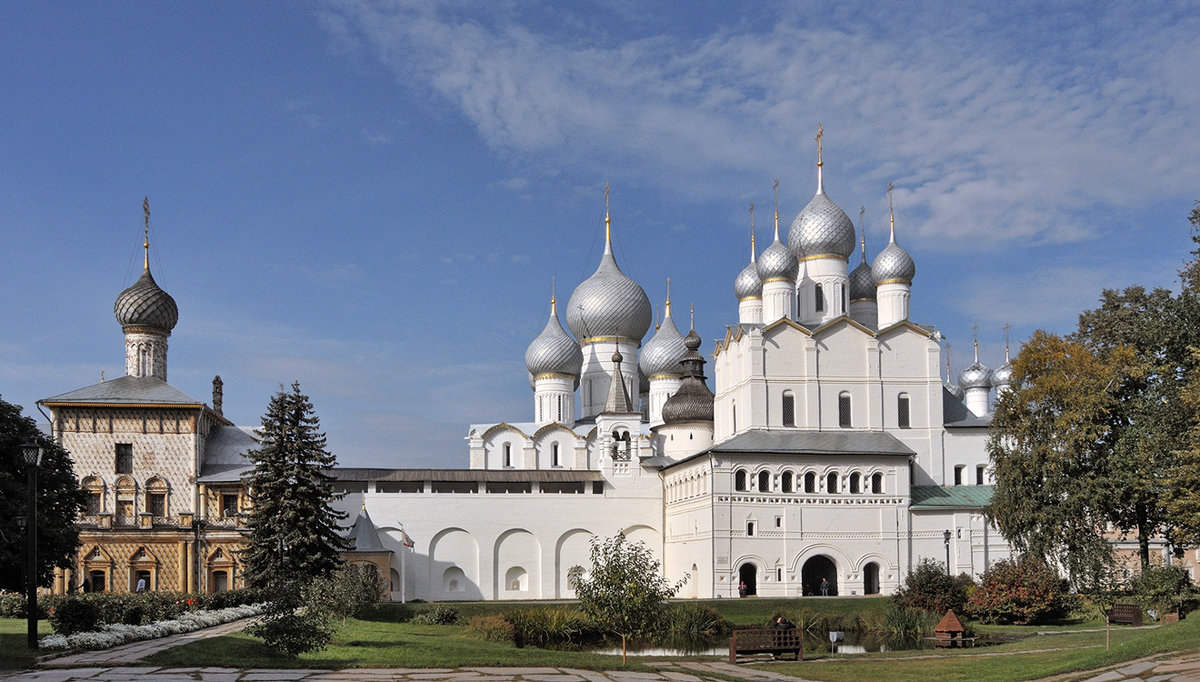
525, 301, 583, 378
114, 268, 178, 332
788, 191, 856, 260
661, 329, 714, 424
849, 260, 876, 301
566, 246, 652, 343
640, 308, 687, 378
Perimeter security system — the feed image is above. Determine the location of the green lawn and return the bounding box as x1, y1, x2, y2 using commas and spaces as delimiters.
0, 618, 54, 671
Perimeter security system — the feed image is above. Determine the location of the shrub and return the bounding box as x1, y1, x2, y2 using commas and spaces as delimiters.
248, 609, 333, 657
967, 555, 1074, 625
504, 606, 601, 649
892, 558, 972, 615
308, 563, 385, 625
468, 613, 516, 643
878, 605, 938, 637
48, 598, 101, 636
1129, 562, 1196, 617
413, 604, 459, 625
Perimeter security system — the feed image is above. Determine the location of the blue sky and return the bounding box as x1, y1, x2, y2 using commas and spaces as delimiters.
2, 1, 1197, 468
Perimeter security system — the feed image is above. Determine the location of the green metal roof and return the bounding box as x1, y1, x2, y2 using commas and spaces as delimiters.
911, 484, 994, 509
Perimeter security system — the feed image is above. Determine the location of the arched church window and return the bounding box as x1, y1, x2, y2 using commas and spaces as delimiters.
82, 476, 104, 517
804, 471, 816, 493
849, 472, 861, 494
781, 471, 793, 493
838, 392, 852, 428
897, 393, 911, 429
145, 477, 168, 519
757, 470, 770, 492
815, 284, 824, 312
782, 391, 795, 427
871, 472, 884, 494
503, 443, 512, 468
734, 469, 747, 492
551, 442, 560, 467
826, 472, 839, 494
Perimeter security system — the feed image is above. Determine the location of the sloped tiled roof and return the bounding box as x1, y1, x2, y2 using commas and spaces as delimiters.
41, 376, 204, 406
344, 507, 389, 553
711, 429, 916, 457
911, 484, 994, 509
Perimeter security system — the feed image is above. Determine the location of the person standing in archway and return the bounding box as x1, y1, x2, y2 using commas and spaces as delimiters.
820, 577, 829, 596
738, 581, 747, 598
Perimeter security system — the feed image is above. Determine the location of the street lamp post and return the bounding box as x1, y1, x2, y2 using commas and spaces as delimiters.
943, 529, 952, 578
21, 443, 42, 650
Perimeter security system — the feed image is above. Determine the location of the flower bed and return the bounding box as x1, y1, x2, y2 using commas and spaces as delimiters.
39, 603, 266, 651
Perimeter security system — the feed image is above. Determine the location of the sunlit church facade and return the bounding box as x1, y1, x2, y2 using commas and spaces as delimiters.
41, 145, 1025, 600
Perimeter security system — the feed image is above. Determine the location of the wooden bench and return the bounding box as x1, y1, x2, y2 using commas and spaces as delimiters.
728, 627, 803, 663
1105, 603, 1144, 626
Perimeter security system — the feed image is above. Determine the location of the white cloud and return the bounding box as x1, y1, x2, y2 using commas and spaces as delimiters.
323, 2, 1200, 254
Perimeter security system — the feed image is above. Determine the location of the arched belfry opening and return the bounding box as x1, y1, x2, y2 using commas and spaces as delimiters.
801, 555, 837, 596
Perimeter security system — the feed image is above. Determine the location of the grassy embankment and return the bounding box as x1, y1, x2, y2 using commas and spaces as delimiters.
0, 618, 54, 670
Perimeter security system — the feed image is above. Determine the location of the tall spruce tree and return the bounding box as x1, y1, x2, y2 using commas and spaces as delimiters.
242, 382, 347, 601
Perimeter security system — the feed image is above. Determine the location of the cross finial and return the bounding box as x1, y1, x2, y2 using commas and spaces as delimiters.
550, 277, 557, 315
749, 203, 757, 262
972, 324, 979, 362
689, 303, 695, 331
665, 277, 672, 319
859, 205, 867, 261
772, 177, 780, 238
603, 182, 612, 252
1004, 323, 1012, 362
815, 124, 824, 167
142, 196, 151, 271
887, 182, 896, 241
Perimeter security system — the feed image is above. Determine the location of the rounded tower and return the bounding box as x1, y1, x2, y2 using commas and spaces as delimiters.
640, 284, 687, 427
958, 335, 993, 417
115, 200, 178, 381
847, 208, 878, 329
872, 184, 916, 328
790, 126, 856, 325
734, 206, 763, 325
757, 181, 798, 324
525, 293, 583, 425
655, 327, 715, 459
566, 187, 652, 418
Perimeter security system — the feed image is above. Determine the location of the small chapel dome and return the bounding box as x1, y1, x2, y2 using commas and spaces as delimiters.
661, 329, 715, 424
991, 362, 1013, 388
114, 267, 178, 332
734, 261, 763, 301
945, 380, 965, 400
958, 362, 993, 390
525, 299, 583, 379
872, 240, 916, 285
757, 237, 798, 283
640, 304, 687, 378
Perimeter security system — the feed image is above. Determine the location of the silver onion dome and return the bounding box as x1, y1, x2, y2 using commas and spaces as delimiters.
849, 260, 876, 301
991, 362, 1013, 388
757, 236, 798, 283
959, 362, 993, 390
661, 329, 715, 424
734, 260, 763, 301
566, 247, 652, 343
114, 267, 178, 332
872, 240, 916, 284
525, 301, 583, 378
788, 192, 857, 261
945, 380, 964, 400
640, 307, 687, 378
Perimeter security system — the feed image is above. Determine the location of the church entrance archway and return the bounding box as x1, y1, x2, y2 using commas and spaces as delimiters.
802, 555, 837, 596
738, 563, 757, 596
863, 562, 880, 595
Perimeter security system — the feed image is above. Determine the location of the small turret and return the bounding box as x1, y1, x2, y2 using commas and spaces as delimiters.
116, 198, 178, 381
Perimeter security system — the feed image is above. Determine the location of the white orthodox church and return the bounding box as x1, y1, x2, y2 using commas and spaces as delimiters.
41, 140, 1018, 601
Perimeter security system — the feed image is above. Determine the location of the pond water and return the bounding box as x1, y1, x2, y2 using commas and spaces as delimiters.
594, 631, 935, 657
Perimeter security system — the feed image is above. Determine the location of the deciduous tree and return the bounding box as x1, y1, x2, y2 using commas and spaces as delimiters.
572, 532, 686, 664
0, 397, 86, 592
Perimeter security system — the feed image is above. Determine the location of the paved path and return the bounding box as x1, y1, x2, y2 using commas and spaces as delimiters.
1078, 651, 1200, 681
35, 617, 258, 669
